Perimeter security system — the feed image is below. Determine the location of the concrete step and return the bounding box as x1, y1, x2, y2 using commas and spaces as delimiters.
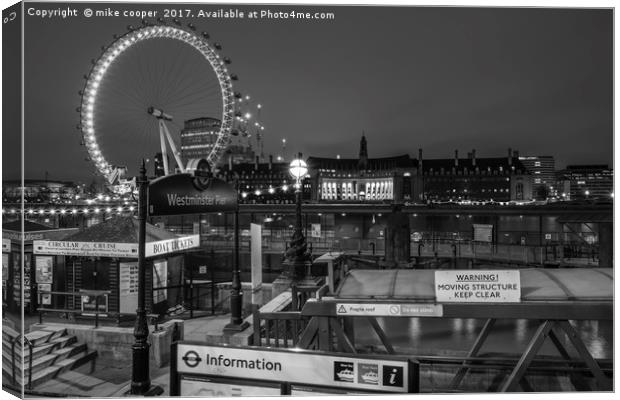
2, 335, 77, 364
14, 350, 97, 388
25, 328, 67, 346
2, 326, 20, 343
2, 342, 87, 378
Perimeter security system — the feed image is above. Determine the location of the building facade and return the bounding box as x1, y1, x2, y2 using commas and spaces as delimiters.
179, 117, 222, 165
307, 136, 416, 203
305, 138, 533, 204
419, 149, 533, 202
217, 155, 304, 204
557, 165, 613, 200
518, 155, 556, 198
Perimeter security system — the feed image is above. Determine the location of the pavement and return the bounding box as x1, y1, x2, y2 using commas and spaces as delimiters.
20, 313, 239, 398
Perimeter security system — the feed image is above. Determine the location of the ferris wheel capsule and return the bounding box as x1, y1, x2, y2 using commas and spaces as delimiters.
201, 32, 210, 39
214, 43, 222, 50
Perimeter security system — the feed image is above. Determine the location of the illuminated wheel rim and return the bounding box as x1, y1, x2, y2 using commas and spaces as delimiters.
79, 23, 235, 184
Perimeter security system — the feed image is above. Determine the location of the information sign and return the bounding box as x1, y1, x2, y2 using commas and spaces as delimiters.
119, 262, 138, 314
435, 270, 521, 303
336, 303, 443, 317
2, 238, 10, 252
173, 342, 414, 394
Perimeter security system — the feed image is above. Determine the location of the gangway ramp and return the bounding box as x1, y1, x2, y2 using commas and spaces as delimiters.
299, 268, 612, 391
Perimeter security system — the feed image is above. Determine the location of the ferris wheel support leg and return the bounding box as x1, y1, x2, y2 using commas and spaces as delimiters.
162, 122, 186, 173
159, 120, 170, 175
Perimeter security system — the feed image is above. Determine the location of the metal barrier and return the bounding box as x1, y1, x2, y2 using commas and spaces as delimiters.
37, 290, 111, 328
253, 284, 327, 348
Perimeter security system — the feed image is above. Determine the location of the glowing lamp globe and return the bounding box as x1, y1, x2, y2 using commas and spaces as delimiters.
289, 159, 307, 180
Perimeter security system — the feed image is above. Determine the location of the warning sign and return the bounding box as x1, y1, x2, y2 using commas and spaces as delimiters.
336, 303, 443, 317
435, 270, 521, 303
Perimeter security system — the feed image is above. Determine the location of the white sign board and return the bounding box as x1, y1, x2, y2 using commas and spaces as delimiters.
176, 343, 411, 393
33, 240, 138, 258
435, 270, 521, 303
250, 223, 263, 305
153, 260, 168, 303
336, 303, 443, 317
38, 284, 52, 305
146, 235, 200, 258
180, 377, 280, 397
35, 256, 53, 284
198, 266, 207, 274
311, 223, 321, 238
473, 224, 493, 242
2, 238, 10, 252
119, 262, 139, 314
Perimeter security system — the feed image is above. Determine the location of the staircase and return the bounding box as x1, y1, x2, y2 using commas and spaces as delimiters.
2, 325, 97, 389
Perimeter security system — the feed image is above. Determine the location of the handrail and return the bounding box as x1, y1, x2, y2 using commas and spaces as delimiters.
10, 334, 35, 389
38, 290, 110, 327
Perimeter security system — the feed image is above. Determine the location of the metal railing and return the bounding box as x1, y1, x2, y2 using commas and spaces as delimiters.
253, 284, 328, 348
10, 334, 34, 389
37, 290, 110, 327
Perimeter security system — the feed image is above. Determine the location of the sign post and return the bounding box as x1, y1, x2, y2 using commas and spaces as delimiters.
170, 342, 418, 396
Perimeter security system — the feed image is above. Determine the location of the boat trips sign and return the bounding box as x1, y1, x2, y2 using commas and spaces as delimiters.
148, 173, 237, 216
435, 270, 521, 303
174, 343, 412, 394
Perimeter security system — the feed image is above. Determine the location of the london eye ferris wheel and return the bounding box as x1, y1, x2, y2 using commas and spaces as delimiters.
77, 19, 263, 193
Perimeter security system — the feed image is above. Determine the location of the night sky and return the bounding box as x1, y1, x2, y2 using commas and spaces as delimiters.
4, 3, 613, 183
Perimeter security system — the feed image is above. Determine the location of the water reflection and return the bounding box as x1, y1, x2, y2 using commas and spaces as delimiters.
354, 318, 612, 359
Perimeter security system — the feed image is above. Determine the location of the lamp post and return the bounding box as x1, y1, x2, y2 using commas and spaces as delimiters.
131, 160, 151, 395
224, 177, 248, 332
283, 154, 312, 281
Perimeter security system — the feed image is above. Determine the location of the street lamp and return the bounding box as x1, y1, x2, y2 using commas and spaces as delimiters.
224, 177, 249, 332
283, 154, 311, 281
130, 161, 156, 395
